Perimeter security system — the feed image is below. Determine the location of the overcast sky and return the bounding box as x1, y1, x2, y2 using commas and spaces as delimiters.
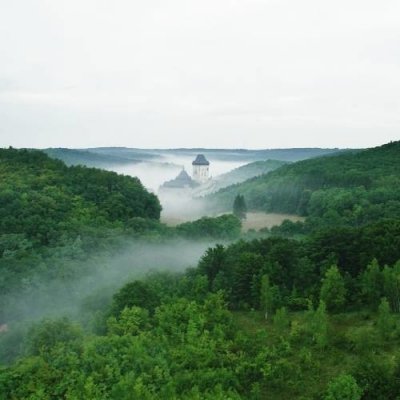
0, 0, 399, 149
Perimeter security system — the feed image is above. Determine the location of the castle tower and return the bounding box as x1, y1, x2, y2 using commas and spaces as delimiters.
192, 154, 210, 184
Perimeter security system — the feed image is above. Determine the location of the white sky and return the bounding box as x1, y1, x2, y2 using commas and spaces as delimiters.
0, 0, 399, 149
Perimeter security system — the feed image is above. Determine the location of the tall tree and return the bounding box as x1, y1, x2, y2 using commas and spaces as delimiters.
314, 300, 329, 348
260, 274, 274, 320
320, 265, 347, 312
377, 298, 393, 340
233, 194, 247, 220
198, 244, 226, 290
382, 262, 400, 313
361, 259, 383, 309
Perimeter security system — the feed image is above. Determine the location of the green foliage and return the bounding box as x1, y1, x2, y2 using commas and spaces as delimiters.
307, 219, 400, 277
307, 301, 329, 349
3, 143, 400, 398
0, 148, 164, 307
111, 280, 160, 316
382, 262, 400, 313
209, 141, 400, 232
353, 356, 398, 400
377, 298, 394, 340
25, 318, 83, 356
273, 307, 290, 334
44, 147, 140, 168
198, 244, 226, 290
361, 259, 383, 309
107, 306, 150, 336
231, 252, 265, 309
212, 159, 288, 192
324, 374, 363, 400
260, 274, 278, 319
176, 214, 241, 240
0, 148, 161, 245
320, 266, 347, 312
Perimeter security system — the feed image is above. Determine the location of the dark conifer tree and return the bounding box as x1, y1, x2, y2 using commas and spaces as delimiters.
233, 194, 247, 220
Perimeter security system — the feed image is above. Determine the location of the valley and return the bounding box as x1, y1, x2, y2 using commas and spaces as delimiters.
2, 2, 398, 397
1, 142, 400, 399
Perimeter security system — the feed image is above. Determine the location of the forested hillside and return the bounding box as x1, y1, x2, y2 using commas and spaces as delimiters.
208, 141, 400, 230
0, 148, 241, 326
155, 147, 347, 162
2, 144, 400, 399
0, 149, 162, 321
2, 218, 400, 398
43, 148, 141, 168
210, 159, 287, 192
0, 148, 161, 245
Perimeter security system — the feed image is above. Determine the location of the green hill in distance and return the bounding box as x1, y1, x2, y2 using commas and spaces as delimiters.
152, 147, 349, 162
0, 148, 161, 246
3, 143, 400, 400
208, 141, 400, 230
44, 146, 351, 167
211, 159, 288, 192
43, 148, 142, 168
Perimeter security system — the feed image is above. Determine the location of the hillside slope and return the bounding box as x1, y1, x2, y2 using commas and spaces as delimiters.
47, 146, 349, 165
212, 159, 288, 191
0, 148, 161, 245
43, 148, 141, 168
208, 141, 400, 228
154, 147, 348, 162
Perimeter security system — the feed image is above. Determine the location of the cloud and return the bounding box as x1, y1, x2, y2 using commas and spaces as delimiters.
0, 0, 399, 148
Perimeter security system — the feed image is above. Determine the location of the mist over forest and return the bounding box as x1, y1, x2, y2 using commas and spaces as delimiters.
1, 0, 399, 396
1, 142, 400, 399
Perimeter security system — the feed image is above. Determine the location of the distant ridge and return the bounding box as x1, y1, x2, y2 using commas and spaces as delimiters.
207, 140, 400, 221
44, 148, 139, 167
68, 147, 353, 163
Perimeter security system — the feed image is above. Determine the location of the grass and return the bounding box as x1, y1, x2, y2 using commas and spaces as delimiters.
241, 212, 305, 232
161, 211, 305, 231
231, 309, 400, 399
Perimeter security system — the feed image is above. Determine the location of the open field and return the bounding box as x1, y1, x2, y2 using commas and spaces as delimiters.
161, 211, 304, 231
161, 215, 197, 226
241, 212, 305, 231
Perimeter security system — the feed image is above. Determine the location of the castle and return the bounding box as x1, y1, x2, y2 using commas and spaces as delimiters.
159, 154, 210, 192
192, 154, 210, 184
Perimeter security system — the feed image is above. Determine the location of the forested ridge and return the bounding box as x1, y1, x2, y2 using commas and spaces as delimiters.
43, 148, 141, 168
209, 141, 400, 231
0, 149, 240, 325
210, 159, 287, 192
0, 148, 161, 244
1, 144, 400, 399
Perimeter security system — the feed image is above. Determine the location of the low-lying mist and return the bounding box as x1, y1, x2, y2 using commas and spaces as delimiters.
106, 155, 245, 225
109, 155, 246, 192
3, 238, 216, 326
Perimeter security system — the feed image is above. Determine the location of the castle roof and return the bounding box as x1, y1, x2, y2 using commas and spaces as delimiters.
161, 169, 197, 189
192, 154, 210, 166
175, 169, 192, 182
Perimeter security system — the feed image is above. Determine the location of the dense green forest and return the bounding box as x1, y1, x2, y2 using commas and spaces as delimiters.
0, 149, 241, 325
43, 148, 141, 168
1, 143, 400, 399
210, 159, 287, 193
208, 142, 400, 232
0, 148, 161, 239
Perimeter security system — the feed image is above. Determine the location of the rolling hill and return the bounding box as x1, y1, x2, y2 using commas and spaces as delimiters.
43, 148, 143, 168
0, 148, 161, 246
207, 141, 400, 229
212, 159, 288, 191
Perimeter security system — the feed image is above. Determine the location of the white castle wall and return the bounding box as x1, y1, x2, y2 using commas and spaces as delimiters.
193, 164, 209, 183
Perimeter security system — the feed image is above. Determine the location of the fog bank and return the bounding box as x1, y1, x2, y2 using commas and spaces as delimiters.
3, 239, 216, 324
